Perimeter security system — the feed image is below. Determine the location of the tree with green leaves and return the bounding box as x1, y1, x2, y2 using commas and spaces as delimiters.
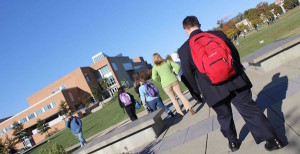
244, 9, 249, 17
283, 0, 299, 10
246, 8, 262, 27
36, 119, 50, 137
12, 121, 29, 146
4, 135, 17, 153
121, 79, 130, 88
91, 86, 103, 102
235, 12, 244, 22
269, 3, 283, 15
291, 0, 299, 6
99, 78, 108, 90
256, 2, 271, 18
0, 138, 5, 154
283, 0, 294, 10
99, 78, 112, 97
82, 95, 92, 108
58, 101, 70, 117
225, 29, 238, 40
217, 19, 225, 28
237, 24, 249, 32
39, 143, 67, 154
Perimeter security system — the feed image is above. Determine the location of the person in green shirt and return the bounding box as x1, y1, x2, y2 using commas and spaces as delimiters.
152, 53, 195, 116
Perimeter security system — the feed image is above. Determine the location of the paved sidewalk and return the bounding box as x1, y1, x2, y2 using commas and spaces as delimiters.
130, 56, 300, 154
69, 56, 300, 154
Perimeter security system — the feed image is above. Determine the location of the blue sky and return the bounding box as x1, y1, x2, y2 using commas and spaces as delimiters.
0, 0, 274, 118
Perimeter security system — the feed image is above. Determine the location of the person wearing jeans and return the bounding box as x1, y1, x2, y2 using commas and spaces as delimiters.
138, 73, 174, 117
74, 132, 85, 146
66, 113, 86, 147
152, 53, 195, 116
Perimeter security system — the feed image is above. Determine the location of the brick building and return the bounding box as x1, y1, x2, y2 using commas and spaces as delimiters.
0, 52, 150, 149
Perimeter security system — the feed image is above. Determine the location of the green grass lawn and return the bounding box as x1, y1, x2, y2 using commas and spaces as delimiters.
236, 6, 300, 57
28, 80, 187, 154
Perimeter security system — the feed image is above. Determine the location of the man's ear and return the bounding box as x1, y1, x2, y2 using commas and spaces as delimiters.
184, 28, 190, 37
184, 29, 188, 35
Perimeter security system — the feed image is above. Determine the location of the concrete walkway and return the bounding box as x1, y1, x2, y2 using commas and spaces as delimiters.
130, 56, 300, 154
69, 56, 300, 154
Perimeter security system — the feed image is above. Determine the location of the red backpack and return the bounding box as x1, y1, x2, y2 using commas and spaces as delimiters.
189, 32, 236, 85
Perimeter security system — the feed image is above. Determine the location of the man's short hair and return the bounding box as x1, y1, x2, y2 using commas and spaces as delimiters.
182, 16, 201, 30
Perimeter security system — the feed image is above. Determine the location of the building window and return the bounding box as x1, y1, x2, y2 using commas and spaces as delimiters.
110, 87, 118, 94
51, 91, 55, 94
94, 71, 101, 80
106, 76, 116, 87
57, 87, 61, 91
99, 65, 110, 76
43, 104, 52, 111
111, 63, 118, 71
123, 63, 133, 70
51, 102, 57, 107
92, 53, 106, 63
19, 118, 27, 124
0, 129, 4, 135
27, 113, 36, 120
4, 125, 13, 132
36, 109, 43, 116
85, 75, 91, 82
61, 84, 66, 90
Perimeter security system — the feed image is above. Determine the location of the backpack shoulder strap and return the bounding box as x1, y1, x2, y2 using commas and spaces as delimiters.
144, 82, 151, 95
119, 93, 125, 103
67, 119, 71, 128
74, 117, 80, 125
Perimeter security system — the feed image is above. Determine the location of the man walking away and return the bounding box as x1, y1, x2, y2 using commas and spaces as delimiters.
178, 16, 284, 152
66, 113, 86, 147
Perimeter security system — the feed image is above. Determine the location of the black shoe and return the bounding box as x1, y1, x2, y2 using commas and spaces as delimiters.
265, 138, 284, 151
168, 111, 175, 117
228, 141, 240, 152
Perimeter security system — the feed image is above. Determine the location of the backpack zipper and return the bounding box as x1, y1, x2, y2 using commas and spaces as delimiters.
209, 58, 228, 66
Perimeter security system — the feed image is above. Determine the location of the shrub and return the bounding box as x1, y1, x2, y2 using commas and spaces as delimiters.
39, 143, 67, 154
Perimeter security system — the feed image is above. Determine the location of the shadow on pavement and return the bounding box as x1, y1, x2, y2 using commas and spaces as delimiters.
195, 102, 206, 113
138, 139, 163, 154
136, 113, 183, 154
239, 73, 288, 145
166, 94, 206, 115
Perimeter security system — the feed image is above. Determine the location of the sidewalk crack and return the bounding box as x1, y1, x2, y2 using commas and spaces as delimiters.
183, 127, 190, 144
205, 134, 209, 154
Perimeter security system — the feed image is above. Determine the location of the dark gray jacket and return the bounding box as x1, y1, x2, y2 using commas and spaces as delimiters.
178, 30, 252, 107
